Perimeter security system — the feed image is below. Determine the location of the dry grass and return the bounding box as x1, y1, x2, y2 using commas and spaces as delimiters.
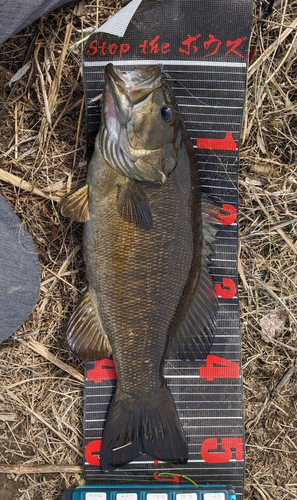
240, 1, 297, 497
0, 0, 296, 498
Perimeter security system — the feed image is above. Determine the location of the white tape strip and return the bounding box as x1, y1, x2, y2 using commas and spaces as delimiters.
95, 0, 144, 37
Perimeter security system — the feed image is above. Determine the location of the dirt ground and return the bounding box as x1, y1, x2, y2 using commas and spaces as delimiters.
0, 0, 296, 499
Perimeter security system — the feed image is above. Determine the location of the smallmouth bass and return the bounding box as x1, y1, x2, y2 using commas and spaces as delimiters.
61, 63, 220, 471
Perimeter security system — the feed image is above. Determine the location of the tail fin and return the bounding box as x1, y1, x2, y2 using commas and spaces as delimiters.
100, 384, 188, 471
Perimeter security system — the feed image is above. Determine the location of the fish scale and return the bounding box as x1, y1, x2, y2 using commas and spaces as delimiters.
86, 141, 195, 398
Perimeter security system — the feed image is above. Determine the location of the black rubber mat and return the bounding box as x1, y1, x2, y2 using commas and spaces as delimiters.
82, 1, 254, 498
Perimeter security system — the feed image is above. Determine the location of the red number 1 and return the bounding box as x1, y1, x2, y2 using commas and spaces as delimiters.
153, 472, 180, 483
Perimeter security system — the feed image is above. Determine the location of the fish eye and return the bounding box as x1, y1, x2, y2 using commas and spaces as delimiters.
161, 106, 173, 122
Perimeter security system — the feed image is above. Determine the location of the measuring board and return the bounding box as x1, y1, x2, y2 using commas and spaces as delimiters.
81, 0, 254, 497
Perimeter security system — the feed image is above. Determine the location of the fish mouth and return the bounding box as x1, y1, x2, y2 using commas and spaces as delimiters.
101, 64, 176, 184
105, 63, 163, 106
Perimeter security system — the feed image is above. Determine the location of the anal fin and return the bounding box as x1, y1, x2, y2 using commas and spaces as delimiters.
61, 184, 89, 222
66, 290, 111, 360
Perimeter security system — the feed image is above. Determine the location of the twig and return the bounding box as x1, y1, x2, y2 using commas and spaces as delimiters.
246, 443, 293, 453
72, 93, 85, 169
0, 168, 61, 201
253, 484, 270, 500
248, 18, 297, 79
39, 22, 74, 142
251, 188, 297, 256
246, 395, 270, 430
269, 362, 296, 399
240, 217, 297, 241
0, 464, 82, 474
34, 44, 52, 126
0, 29, 38, 120
46, 96, 83, 150
38, 245, 81, 318
247, 273, 297, 326
0, 413, 17, 422
17, 338, 84, 383
264, 29, 297, 87
41, 245, 81, 293
238, 256, 250, 291
270, 338, 297, 353
2, 135, 39, 158
7, 390, 82, 457
14, 105, 18, 159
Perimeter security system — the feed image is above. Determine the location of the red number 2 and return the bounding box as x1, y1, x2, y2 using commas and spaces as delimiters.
218, 204, 237, 225
215, 277, 236, 299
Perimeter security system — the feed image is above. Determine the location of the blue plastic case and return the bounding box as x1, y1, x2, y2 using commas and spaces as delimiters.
63, 484, 236, 500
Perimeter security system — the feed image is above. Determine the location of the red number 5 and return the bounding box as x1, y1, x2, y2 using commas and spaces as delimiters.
87, 359, 116, 384
201, 437, 243, 463
85, 439, 101, 466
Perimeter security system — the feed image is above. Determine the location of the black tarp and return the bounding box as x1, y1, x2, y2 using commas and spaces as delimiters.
0, 0, 77, 44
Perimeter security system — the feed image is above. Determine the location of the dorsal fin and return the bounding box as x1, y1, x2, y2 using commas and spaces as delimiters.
166, 194, 221, 360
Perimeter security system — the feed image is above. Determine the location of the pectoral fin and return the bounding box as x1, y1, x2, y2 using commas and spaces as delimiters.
118, 179, 153, 230
60, 184, 89, 222
67, 290, 111, 360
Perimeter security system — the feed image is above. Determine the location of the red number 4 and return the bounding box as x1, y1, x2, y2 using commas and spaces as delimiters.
87, 359, 116, 384
200, 355, 240, 381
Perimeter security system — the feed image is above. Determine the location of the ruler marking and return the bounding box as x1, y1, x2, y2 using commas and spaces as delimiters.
179, 103, 242, 110
84, 59, 246, 68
